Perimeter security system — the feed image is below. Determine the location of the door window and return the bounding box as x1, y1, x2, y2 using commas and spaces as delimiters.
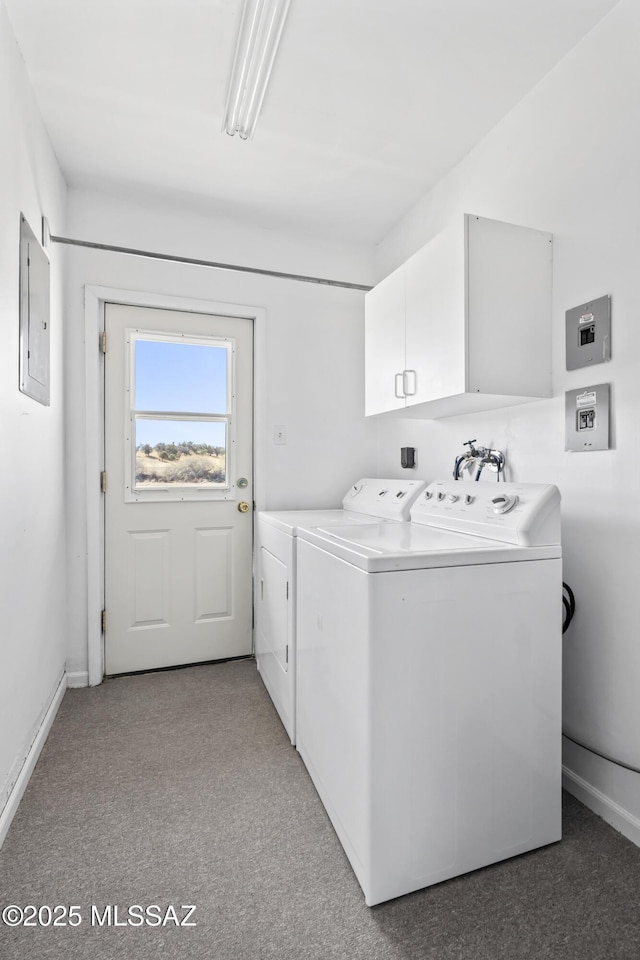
125, 330, 234, 501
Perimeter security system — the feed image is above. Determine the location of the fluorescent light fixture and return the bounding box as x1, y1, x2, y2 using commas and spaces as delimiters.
223, 0, 292, 140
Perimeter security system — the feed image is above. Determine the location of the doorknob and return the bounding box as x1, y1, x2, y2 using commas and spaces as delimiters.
238, 501, 250, 513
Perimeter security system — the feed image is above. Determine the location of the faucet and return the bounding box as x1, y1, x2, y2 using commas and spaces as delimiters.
453, 439, 479, 480
453, 440, 505, 481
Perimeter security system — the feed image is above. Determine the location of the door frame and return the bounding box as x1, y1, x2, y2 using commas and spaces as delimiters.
84, 285, 267, 686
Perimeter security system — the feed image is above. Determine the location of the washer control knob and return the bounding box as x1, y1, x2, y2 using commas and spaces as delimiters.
424, 491, 433, 500
465, 494, 474, 505
491, 494, 518, 515
437, 491, 446, 501
446, 494, 458, 503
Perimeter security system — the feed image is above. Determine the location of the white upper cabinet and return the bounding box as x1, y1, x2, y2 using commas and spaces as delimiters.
365, 214, 553, 419
363, 263, 406, 414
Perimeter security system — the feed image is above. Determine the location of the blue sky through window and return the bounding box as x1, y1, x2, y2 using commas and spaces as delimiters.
135, 339, 228, 413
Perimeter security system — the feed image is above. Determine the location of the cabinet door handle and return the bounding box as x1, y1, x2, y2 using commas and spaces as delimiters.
403, 369, 417, 396
395, 372, 405, 399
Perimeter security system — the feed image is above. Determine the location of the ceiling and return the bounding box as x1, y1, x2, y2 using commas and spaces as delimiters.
5, 0, 619, 245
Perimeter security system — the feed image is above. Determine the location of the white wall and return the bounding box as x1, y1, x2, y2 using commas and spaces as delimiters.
63, 187, 377, 678
0, 0, 67, 820
373, 0, 640, 838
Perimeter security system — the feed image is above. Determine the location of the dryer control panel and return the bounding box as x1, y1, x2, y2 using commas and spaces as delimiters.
411, 481, 561, 546
342, 478, 427, 521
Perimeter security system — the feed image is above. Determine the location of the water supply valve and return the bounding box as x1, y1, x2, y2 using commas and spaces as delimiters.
453, 440, 505, 481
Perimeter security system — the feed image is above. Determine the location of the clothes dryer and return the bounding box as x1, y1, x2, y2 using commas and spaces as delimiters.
255, 478, 427, 742
295, 480, 562, 905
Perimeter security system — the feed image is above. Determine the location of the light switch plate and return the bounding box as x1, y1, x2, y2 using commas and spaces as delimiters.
565, 383, 610, 451
565, 294, 611, 370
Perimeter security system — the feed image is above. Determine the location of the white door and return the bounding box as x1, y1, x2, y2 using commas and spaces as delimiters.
104, 303, 253, 674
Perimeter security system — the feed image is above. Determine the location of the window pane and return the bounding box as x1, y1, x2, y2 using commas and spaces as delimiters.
135, 339, 228, 413
135, 419, 226, 487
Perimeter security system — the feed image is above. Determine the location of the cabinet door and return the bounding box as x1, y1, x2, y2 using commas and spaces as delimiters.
404, 221, 466, 406
364, 266, 406, 415
466, 214, 553, 398
258, 546, 290, 674
255, 521, 295, 742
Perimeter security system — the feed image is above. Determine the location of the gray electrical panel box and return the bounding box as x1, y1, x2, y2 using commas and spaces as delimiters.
565, 383, 610, 451
19, 213, 50, 405
565, 295, 611, 370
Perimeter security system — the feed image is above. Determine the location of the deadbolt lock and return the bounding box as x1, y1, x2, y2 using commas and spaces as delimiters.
238, 501, 250, 513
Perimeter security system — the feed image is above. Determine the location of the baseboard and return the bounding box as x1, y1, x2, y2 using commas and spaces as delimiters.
563, 765, 640, 848
66, 671, 89, 688
0, 673, 67, 849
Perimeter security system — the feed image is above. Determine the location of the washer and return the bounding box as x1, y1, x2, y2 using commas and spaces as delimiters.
255, 478, 427, 743
295, 480, 562, 906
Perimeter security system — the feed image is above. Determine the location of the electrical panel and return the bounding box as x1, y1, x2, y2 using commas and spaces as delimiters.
565, 383, 610, 452
565, 295, 611, 370
19, 213, 50, 405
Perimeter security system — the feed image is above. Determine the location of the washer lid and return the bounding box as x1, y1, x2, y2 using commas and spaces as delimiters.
296, 521, 561, 572
258, 509, 383, 535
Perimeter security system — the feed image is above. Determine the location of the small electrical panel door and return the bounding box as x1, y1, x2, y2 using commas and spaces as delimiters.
565, 295, 611, 370
565, 383, 610, 451
19, 213, 50, 405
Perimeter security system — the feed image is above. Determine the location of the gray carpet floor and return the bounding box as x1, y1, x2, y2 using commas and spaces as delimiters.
1, 659, 640, 959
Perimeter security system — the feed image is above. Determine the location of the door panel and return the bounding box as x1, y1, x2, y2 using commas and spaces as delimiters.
194, 526, 232, 620
104, 303, 253, 674
128, 529, 170, 627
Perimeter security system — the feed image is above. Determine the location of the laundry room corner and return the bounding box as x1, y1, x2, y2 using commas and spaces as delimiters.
369, 0, 640, 842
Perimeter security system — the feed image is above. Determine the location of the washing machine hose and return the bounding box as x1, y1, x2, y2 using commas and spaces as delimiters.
561, 582, 640, 774
562, 582, 575, 634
